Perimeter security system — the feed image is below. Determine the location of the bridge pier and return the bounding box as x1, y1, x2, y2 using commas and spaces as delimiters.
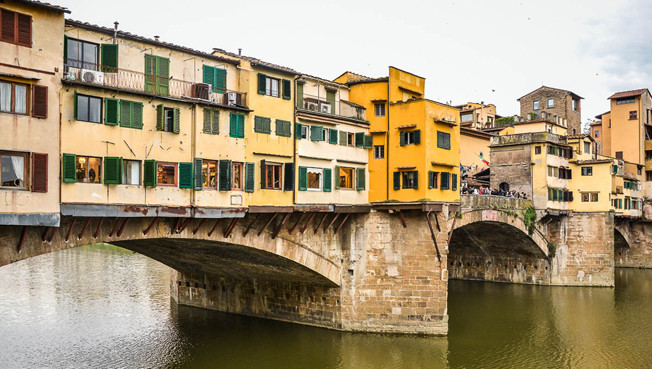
615, 221, 652, 268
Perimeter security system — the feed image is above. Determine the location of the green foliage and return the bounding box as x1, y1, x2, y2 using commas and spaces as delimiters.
548, 241, 557, 259
495, 116, 514, 127
528, 112, 538, 120
522, 206, 537, 236
456, 212, 463, 219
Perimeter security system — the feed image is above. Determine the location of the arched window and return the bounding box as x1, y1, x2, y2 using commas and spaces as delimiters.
499, 182, 510, 192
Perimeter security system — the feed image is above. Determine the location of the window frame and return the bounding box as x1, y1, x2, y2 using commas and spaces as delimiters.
156, 162, 178, 187
347, 132, 355, 147
122, 159, 141, 186
265, 76, 280, 97
264, 162, 282, 190
76, 155, 102, 184
535, 146, 541, 155
437, 131, 451, 150
374, 103, 385, 117
0, 9, 32, 48
0, 150, 29, 190
0, 79, 29, 115
300, 125, 308, 139
306, 167, 323, 191
401, 171, 417, 189
232, 162, 243, 190
629, 111, 637, 120
581, 167, 593, 176
547, 98, 554, 108
339, 166, 355, 190
76, 93, 102, 123
65, 37, 100, 71
533, 100, 540, 110
202, 159, 218, 190
163, 107, 175, 132
373, 145, 385, 159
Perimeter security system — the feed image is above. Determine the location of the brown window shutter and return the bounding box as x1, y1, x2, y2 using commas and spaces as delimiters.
32, 85, 47, 118
32, 153, 48, 193
1, 10, 15, 43
16, 13, 31, 47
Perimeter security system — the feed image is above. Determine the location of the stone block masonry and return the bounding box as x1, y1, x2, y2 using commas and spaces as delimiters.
615, 221, 652, 268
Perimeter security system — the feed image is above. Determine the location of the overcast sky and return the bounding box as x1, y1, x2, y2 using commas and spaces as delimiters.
57, 0, 651, 130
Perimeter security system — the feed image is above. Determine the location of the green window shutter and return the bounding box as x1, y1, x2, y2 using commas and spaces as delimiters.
298, 166, 307, 191
334, 166, 340, 190
275, 120, 283, 136
237, 114, 245, 138
144, 55, 154, 93
355, 132, 364, 147
276, 120, 291, 137
156, 56, 170, 95
356, 168, 366, 190
104, 98, 119, 125
260, 160, 267, 189
282, 79, 291, 100
441, 172, 450, 190
296, 83, 304, 109
428, 171, 434, 189
413, 171, 419, 189
310, 126, 323, 141
203, 108, 211, 133
132, 102, 143, 129
323, 168, 332, 192
212, 110, 220, 134
143, 159, 157, 187
326, 90, 335, 112
215, 68, 226, 93
257, 73, 267, 94
400, 132, 407, 146
339, 131, 347, 146
173, 107, 180, 134
219, 160, 232, 191
120, 100, 132, 128
193, 158, 203, 190
414, 130, 421, 145
393, 172, 400, 190
202, 65, 215, 88
254, 116, 262, 133
100, 44, 118, 72
103, 156, 122, 184
284, 163, 294, 191
452, 173, 458, 191
230, 113, 244, 138
295, 123, 302, 139
62, 153, 77, 183
245, 162, 255, 193
264, 117, 271, 134
328, 129, 338, 144
363, 135, 373, 149
156, 104, 165, 131
73, 91, 78, 119
179, 162, 193, 189
63, 35, 68, 62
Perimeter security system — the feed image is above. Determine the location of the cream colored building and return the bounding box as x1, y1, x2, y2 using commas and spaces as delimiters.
0, 0, 68, 226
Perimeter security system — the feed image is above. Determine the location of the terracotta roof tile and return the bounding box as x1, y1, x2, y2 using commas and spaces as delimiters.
17, 0, 70, 13
608, 88, 650, 100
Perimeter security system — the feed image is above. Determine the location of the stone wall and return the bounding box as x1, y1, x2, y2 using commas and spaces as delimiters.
519, 87, 582, 135
490, 145, 533, 197
615, 221, 652, 268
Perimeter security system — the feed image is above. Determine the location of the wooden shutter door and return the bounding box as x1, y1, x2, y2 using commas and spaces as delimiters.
16, 13, 31, 47
237, 114, 245, 138
156, 57, 170, 95
323, 168, 332, 192
211, 110, 219, 134
295, 123, 302, 139
393, 172, 400, 190
413, 171, 418, 189
173, 107, 180, 133
283, 163, 294, 191
144, 55, 154, 93
355, 132, 364, 147
101, 44, 118, 72
202, 65, 215, 88
452, 174, 457, 191
400, 132, 406, 146
104, 98, 119, 125
178, 162, 193, 189
334, 166, 340, 190
31, 153, 48, 193
143, 160, 157, 187
356, 168, 365, 190
31, 85, 47, 118
203, 109, 211, 133
156, 104, 164, 131
1, 10, 15, 43
62, 153, 77, 183
218, 160, 232, 191
260, 160, 267, 189
282, 79, 291, 100
245, 162, 255, 193
298, 166, 307, 191
132, 102, 143, 129
215, 68, 226, 93
339, 131, 347, 146
296, 83, 303, 108
103, 157, 122, 184
257, 74, 267, 94
193, 158, 203, 190
414, 130, 421, 145
120, 100, 132, 127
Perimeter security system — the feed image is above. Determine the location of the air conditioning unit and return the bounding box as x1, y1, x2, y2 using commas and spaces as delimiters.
81, 69, 103, 84
227, 92, 239, 106
305, 102, 318, 111
193, 83, 211, 100
320, 103, 332, 114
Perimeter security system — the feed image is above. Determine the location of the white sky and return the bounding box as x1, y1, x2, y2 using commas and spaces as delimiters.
56, 0, 651, 130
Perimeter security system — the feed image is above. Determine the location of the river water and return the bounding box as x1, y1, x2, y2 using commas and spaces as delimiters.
0, 244, 651, 369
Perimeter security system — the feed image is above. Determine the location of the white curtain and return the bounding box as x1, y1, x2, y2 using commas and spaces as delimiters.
14, 85, 27, 114
0, 83, 10, 112
10, 156, 25, 186
129, 162, 139, 185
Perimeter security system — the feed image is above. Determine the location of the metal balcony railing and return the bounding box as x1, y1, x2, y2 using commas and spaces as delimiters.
297, 93, 366, 121
63, 61, 247, 108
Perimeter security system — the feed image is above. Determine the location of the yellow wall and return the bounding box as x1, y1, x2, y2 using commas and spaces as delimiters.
569, 163, 612, 212
607, 97, 645, 165
0, 1, 64, 218
460, 130, 491, 173
499, 121, 568, 136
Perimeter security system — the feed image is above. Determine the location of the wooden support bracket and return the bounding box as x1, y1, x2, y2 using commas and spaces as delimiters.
314, 213, 328, 234
109, 218, 122, 238
172, 218, 182, 234
288, 213, 306, 235
116, 217, 130, 237
272, 213, 291, 239
177, 218, 192, 233
94, 217, 105, 239
434, 211, 441, 232
142, 217, 158, 236
17, 226, 27, 253
223, 218, 239, 238
207, 219, 221, 237
448, 213, 458, 245
192, 219, 206, 235
65, 217, 77, 242
299, 213, 316, 234
242, 214, 260, 237
42, 226, 52, 242
334, 213, 350, 235
258, 213, 278, 237
398, 211, 407, 228
47, 226, 56, 242
78, 217, 92, 240
324, 213, 340, 234
425, 212, 441, 262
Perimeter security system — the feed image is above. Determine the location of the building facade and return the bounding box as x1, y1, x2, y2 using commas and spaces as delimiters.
456, 102, 497, 130
518, 86, 583, 136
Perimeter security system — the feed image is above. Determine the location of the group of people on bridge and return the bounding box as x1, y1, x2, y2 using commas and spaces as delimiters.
461, 186, 528, 199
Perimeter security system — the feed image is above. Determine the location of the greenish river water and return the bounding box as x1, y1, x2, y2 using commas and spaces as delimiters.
0, 244, 650, 368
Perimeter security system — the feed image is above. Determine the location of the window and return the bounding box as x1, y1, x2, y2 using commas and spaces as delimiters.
401, 171, 418, 189
76, 156, 102, 183
156, 162, 177, 186
547, 166, 559, 177
591, 193, 598, 202
535, 146, 541, 155
461, 113, 473, 123
347, 132, 354, 146
584, 142, 591, 154
616, 98, 635, 105
203, 109, 220, 134
572, 99, 578, 112
163, 107, 174, 132
276, 120, 291, 137
595, 130, 599, 138
121, 100, 144, 129
144, 54, 170, 95
122, 160, 141, 185
232, 162, 243, 190
75, 93, 102, 123
229, 113, 245, 138
202, 160, 218, 189
581, 167, 593, 176
629, 111, 637, 120
0, 80, 28, 114
437, 131, 450, 150
400, 130, 421, 146
547, 98, 554, 108
615, 151, 623, 160
66, 38, 99, 70
0, 9, 31, 47
374, 145, 385, 159
428, 171, 438, 189
202, 65, 226, 93
254, 116, 271, 134
264, 163, 282, 190
0, 151, 28, 189
440, 172, 450, 190
374, 103, 385, 117
533, 100, 540, 110
647, 171, 652, 181
339, 167, 354, 189
266, 77, 280, 97
307, 168, 322, 191
301, 125, 308, 139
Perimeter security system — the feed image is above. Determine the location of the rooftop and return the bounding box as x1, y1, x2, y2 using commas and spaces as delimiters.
517, 85, 583, 101
15, 0, 70, 13
608, 88, 650, 100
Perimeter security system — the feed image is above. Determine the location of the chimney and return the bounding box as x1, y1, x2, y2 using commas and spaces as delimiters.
154, 35, 160, 42
238, 48, 242, 56
113, 21, 119, 44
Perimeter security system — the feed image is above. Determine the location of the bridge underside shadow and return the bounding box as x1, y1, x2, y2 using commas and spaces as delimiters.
448, 221, 550, 284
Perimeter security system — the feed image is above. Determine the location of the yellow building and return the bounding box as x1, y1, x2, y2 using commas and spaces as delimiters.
498, 118, 568, 136
335, 67, 460, 204
294, 75, 370, 207
61, 20, 250, 216
460, 128, 492, 175
455, 102, 497, 130
0, 0, 68, 226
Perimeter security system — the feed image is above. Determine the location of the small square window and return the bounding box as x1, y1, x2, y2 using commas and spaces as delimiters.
547, 98, 554, 108
374, 103, 385, 117
307, 168, 322, 191
76, 156, 102, 183
581, 167, 593, 176
339, 167, 355, 189
533, 100, 540, 110
629, 111, 637, 120
156, 162, 177, 186
374, 145, 385, 159
535, 146, 541, 155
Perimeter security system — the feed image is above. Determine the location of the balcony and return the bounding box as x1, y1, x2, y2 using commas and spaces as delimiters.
297, 93, 366, 121
63, 62, 247, 108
